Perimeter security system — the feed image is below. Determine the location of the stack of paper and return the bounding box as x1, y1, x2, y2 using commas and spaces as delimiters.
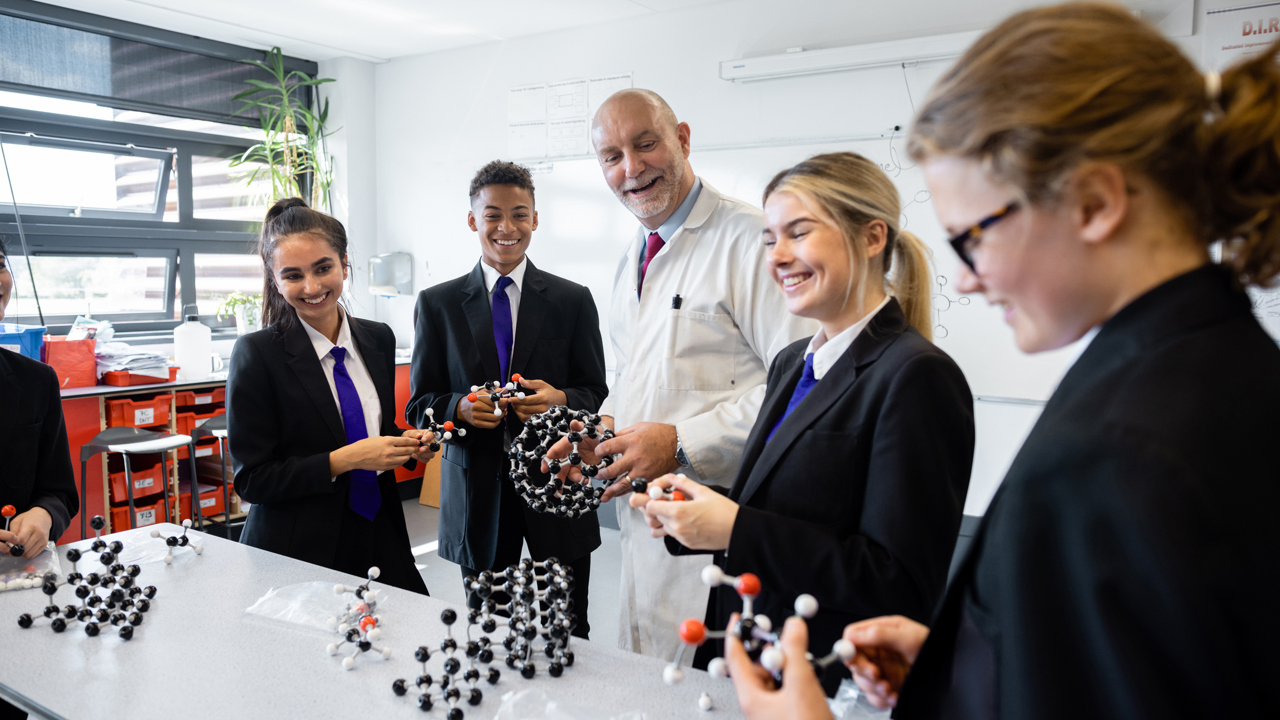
95, 341, 172, 380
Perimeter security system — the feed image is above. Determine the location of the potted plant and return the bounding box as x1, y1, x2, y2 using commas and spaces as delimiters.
231, 47, 336, 210
216, 293, 263, 336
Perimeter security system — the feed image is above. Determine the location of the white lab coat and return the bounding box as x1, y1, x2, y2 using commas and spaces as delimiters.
598, 179, 818, 661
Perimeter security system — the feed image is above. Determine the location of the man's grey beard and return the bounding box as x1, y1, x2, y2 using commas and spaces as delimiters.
616, 162, 685, 219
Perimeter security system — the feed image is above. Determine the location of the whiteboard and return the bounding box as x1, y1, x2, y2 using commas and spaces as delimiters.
527, 136, 1082, 402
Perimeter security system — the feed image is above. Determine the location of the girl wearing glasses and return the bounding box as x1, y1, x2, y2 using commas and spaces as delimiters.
730, 4, 1280, 719
630, 152, 976, 694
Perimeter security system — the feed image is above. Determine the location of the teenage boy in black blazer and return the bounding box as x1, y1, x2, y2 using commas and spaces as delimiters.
408, 161, 607, 638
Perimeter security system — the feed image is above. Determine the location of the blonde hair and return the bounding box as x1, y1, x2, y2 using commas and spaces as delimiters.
909, 2, 1280, 287
763, 152, 933, 340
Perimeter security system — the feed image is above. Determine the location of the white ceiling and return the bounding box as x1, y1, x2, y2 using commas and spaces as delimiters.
39, 0, 729, 63
39, 0, 1193, 65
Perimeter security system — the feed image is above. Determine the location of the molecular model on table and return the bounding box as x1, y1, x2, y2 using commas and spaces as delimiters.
391, 608, 502, 720
663, 565, 855, 712
150, 519, 204, 564
15, 515, 157, 640
508, 406, 617, 517
326, 567, 392, 670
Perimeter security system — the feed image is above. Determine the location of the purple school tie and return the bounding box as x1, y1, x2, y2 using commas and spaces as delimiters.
766, 353, 817, 443
493, 275, 514, 385
330, 347, 380, 520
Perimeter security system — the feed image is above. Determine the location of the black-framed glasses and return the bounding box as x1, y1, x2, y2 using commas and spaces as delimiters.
947, 202, 1020, 272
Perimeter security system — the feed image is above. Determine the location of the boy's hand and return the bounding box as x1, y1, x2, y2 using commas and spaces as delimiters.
507, 377, 566, 422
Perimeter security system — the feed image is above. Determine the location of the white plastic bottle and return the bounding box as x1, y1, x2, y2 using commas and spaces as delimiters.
173, 305, 212, 381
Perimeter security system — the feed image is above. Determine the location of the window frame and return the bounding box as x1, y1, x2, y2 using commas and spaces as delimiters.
0, 105, 274, 335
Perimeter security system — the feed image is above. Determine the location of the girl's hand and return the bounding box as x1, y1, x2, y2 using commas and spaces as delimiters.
402, 428, 437, 464
842, 615, 930, 709
330, 436, 419, 474
630, 473, 738, 551
727, 615, 834, 720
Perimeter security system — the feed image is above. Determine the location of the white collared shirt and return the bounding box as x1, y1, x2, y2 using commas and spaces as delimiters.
803, 295, 892, 380
479, 255, 527, 341
301, 310, 383, 462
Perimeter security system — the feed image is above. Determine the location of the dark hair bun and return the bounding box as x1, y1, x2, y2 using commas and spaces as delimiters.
264, 197, 309, 224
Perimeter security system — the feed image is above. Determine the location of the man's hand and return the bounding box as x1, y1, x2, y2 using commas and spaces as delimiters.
457, 392, 504, 429
402, 428, 437, 464
507, 378, 567, 422
0, 507, 52, 559
842, 615, 929, 709
629, 473, 737, 550
727, 615, 833, 720
591, 422, 681, 501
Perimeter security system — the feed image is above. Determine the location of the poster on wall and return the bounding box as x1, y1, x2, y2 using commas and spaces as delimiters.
1203, 2, 1280, 69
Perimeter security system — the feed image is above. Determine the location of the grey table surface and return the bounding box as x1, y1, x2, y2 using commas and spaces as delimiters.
0, 524, 742, 719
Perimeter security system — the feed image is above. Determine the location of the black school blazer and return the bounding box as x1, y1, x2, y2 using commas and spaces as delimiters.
0, 349, 78, 541
672, 299, 975, 691
406, 259, 608, 570
897, 265, 1280, 719
227, 314, 414, 569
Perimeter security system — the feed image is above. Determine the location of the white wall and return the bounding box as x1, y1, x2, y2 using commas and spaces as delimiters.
318, 56, 380, 321
360, 0, 1209, 513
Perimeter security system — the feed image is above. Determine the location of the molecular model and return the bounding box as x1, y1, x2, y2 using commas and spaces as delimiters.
467, 374, 528, 420
326, 567, 392, 669
419, 408, 467, 453
16, 516, 157, 640
2, 504, 24, 557
391, 608, 502, 719
629, 477, 689, 503
663, 565, 854, 710
465, 558, 577, 678
508, 406, 616, 517
150, 519, 204, 564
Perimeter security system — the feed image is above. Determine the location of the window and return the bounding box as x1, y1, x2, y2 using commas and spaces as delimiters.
6, 253, 174, 320
194, 253, 264, 318
0, 5, 316, 336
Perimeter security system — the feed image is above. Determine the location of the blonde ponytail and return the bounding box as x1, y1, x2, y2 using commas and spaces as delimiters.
764, 152, 934, 341
889, 230, 933, 341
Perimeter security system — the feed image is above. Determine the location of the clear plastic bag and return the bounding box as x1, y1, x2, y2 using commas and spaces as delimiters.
0, 542, 64, 592
245, 580, 386, 634
493, 688, 644, 720
828, 678, 893, 720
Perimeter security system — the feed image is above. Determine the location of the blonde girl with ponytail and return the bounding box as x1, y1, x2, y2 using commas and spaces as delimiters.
631, 152, 975, 695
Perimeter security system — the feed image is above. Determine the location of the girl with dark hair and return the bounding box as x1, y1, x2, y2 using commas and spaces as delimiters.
0, 235, 79, 561
728, 4, 1280, 719
226, 198, 433, 594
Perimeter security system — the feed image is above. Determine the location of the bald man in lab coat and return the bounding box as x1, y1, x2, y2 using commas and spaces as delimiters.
586, 89, 817, 661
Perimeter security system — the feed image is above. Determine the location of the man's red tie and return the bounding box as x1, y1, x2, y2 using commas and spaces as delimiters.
639, 231, 664, 298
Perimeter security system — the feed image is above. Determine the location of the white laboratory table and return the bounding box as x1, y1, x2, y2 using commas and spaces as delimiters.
0, 525, 740, 719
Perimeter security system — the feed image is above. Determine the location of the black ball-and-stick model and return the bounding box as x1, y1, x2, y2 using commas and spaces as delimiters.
326, 567, 391, 669
391, 608, 502, 720
150, 519, 204, 564
507, 406, 617, 517
15, 515, 157, 640
2, 504, 24, 557
389, 558, 576, 717
663, 565, 854, 712
467, 375, 528, 420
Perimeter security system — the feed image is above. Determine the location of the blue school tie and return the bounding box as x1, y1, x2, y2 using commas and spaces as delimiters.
330, 347, 380, 520
766, 353, 817, 443
493, 275, 514, 384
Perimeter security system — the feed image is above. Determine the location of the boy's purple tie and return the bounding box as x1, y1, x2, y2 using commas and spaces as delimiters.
330, 346, 380, 520
493, 275, 514, 384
